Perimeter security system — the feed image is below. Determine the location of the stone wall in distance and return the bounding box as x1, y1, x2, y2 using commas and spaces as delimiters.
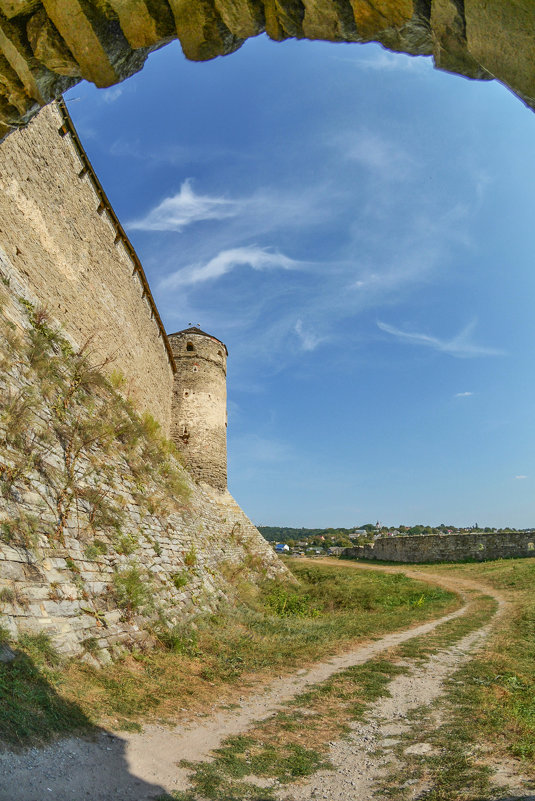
343, 531, 535, 564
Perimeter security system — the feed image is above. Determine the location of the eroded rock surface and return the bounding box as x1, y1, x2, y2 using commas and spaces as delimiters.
0, 0, 533, 141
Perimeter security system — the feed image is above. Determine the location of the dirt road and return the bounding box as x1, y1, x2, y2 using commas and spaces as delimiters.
0, 561, 507, 801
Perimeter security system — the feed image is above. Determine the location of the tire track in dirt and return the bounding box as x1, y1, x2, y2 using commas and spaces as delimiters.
0, 560, 507, 801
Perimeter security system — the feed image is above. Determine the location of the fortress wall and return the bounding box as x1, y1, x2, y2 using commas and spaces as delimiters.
0, 101, 174, 432
343, 532, 535, 564
0, 281, 287, 661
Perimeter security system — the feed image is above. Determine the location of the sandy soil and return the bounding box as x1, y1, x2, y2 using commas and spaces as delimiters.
0, 562, 507, 801
280, 617, 494, 800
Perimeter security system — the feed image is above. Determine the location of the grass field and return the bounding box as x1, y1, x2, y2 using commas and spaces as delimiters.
412, 558, 535, 764
165, 587, 496, 801
0, 560, 457, 745
165, 557, 535, 801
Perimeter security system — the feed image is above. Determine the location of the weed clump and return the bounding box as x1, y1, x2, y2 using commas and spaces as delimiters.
113, 565, 154, 614
171, 570, 189, 590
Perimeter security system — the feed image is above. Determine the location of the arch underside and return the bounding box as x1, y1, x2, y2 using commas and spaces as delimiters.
0, 0, 533, 142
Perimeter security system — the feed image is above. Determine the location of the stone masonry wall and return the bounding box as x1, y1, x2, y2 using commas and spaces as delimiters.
343, 531, 535, 564
0, 0, 534, 145
0, 280, 287, 663
0, 100, 175, 431
169, 330, 228, 492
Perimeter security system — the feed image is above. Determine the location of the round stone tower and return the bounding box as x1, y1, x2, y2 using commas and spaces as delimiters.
168, 327, 228, 492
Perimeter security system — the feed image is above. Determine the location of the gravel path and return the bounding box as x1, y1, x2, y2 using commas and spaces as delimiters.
279, 620, 493, 800
0, 563, 505, 801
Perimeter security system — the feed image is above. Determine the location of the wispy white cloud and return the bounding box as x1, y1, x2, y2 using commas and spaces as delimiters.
128, 179, 238, 232
294, 319, 324, 352
102, 86, 123, 104
344, 130, 413, 177
515, 475, 528, 480
350, 49, 432, 73
128, 180, 334, 240
159, 246, 300, 289
377, 320, 506, 358
455, 391, 474, 397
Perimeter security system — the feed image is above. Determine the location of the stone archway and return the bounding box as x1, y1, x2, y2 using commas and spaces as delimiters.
0, 0, 533, 141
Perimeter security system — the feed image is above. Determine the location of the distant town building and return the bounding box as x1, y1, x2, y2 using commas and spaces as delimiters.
349, 530, 367, 539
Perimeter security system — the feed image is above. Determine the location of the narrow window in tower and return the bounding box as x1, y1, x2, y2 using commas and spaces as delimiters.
192, 364, 198, 372
186, 342, 194, 351
217, 350, 222, 357
179, 423, 189, 443
183, 389, 190, 398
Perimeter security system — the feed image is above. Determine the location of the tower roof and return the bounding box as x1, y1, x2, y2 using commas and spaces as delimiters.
168, 326, 228, 355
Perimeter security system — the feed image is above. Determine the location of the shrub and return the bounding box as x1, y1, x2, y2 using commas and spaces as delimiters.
0, 515, 40, 550
81, 637, 99, 654
265, 584, 320, 618
83, 539, 108, 560
155, 622, 200, 656
112, 532, 138, 556
184, 546, 197, 567
0, 588, 15, 604
113, 565, 153, 613
171, 570, 189, 591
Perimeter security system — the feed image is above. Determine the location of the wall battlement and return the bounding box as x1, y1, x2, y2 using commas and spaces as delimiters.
343, 531, 535, 564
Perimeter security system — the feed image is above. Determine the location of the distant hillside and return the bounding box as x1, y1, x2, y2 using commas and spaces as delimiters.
258, 526, 359, 543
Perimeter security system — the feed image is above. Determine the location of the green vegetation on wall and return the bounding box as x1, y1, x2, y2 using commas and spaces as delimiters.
0, 289, 189, 553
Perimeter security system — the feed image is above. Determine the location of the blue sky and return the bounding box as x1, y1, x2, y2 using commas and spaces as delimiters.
66, 35, 535, 529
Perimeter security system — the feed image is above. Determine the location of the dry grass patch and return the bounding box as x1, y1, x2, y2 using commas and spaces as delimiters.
0, 561, 457, 743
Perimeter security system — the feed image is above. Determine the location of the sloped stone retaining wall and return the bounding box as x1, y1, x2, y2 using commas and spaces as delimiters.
0, 279, 286, 663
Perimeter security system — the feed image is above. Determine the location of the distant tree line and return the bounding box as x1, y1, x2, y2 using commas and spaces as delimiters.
258, 523, 526, 549
258, 526, 357, 542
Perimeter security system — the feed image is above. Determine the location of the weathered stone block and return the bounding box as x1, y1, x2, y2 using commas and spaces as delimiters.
42, 598, 82, 616
465, 0, 535, 102
0, 11, 49, 102
16, 617, 55, 633
213, 0, 264, 38
26, 8, 81, 77
348, 0, 413, 39
0, 52, 36, 120
0, 544, 29, 562
168, 0, 244, 60
430, 0, 490, 80
265, 0, 304, 38
107, 0, 176, 49
0, 561, 26, 579
0, 0, 38, 19
41, 0, 146, 87
22, 584, 51, 600
302, 0, 358, 41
